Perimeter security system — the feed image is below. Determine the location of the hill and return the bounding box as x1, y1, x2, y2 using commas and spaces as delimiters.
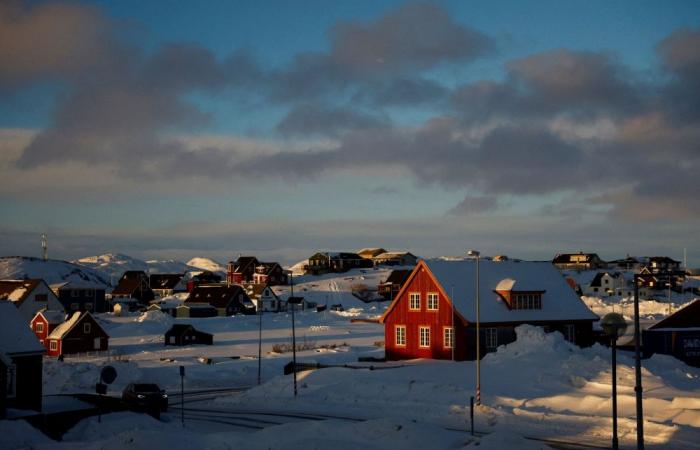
0, 256, 110, 287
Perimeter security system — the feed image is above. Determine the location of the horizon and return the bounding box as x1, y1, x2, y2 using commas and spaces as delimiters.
2, 1, 699, 266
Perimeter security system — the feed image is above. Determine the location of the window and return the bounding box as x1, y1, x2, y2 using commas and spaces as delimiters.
36, 322, 44, 333
6, 364, 16, 398
427, 293, 439, 311
395, 325, 406, 346
409, 293, 420, 310
564, 324, 575, 343
419, 326, 430, 348
485, 328, 498, 349
35, 294, 47, 302
512, 293, 542, 310
443, 327, 454, 349
71, 290, 79, 297
50, 341, 58, 351
83, 323, 91, 333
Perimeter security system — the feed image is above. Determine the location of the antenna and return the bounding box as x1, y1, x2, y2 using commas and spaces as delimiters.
41, 233, 48, 261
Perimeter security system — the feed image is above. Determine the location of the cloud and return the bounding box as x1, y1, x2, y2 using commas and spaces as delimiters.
446, 194, 498, 216
276, 104, 390, 137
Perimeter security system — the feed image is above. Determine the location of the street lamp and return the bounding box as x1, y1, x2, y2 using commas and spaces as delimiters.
467, 249, 481, 406
633, 274, 645, 449
601, 313, 628, 450
257, 299, 263, 386
287, 272, 301, 397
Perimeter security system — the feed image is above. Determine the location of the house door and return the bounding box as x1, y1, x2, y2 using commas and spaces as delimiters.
94, 337, 101, 349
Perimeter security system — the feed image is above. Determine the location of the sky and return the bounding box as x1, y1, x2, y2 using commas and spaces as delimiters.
1, 0, 699, 266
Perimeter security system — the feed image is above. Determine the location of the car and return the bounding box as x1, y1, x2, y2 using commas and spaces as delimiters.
122, 383, 168, 412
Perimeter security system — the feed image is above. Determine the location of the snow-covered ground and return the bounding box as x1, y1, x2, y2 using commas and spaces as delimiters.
4, 265, 700, 449
0, 256, 110, 287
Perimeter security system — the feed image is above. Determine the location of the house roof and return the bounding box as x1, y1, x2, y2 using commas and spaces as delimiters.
254, 262, 280, 275
165, 324, 212, 337
111, 278, 144, 296
589, 272, 620, 287
649, 300, 700, 329
232, 256, 258, 273
0, 279, 42, 306
48, 311, 82, 339
382, 260, 598, 324
0, 301, 45, 356
552, 253, 603, 264
383, 269, 412, 285
34, 310, 67, 325
357, 248, 387, 258
185, 284, 253, 309
373, 252, 416, 260
149, 274, 184, 290
51, 281, 105, 291
242, 283, 279, 300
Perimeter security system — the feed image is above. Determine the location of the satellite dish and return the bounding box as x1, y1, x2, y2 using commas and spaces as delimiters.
100, 366, 117, 385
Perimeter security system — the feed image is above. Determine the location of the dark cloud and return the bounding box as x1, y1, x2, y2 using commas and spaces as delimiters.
657, 27, 700, 123
446, 194, 498, 216
276, 104, 390, 137
355, 77, 449, 107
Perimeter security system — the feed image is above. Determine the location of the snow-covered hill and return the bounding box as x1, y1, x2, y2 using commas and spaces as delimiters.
75, 253, 206, 282
186, 257, 226, 274
0, 256, 110, 287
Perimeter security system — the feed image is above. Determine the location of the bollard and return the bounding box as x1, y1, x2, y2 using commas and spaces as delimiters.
470, 396, 474, 436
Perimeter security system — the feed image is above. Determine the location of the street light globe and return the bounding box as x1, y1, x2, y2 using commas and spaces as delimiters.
601, 313, 628, 338
467, 250, 480, 257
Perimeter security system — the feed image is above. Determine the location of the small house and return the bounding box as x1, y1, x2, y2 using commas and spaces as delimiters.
552, 252, 607, 271
185, 284, 256, 316
0, 279, 64, 321
357, 248, 387, 259
149, 274, 186, 297
30, 310, 66, 348
45, 311, 109, 357
380, 259, 598, 361
305, 252, 373, 275
242, 283, 283, 312
0, 301, 45, 415
584, 272, 623, 297
252, 263, 288, 286
372, 252, 418, 267
164, 324, 213, 346
52, 281, 108, 313
643, 300, 700, 367
175, 304, 218, 318
378, 269, 412, 300
186, 271, 222, 292
111, 271, 154, 306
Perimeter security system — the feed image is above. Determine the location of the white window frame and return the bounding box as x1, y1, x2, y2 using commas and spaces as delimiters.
395, 325, 406, 347
50, 340, 58, 351
409, 292, 421, 311
564, 324, 575, 343
419, 326, 430, 348
427, 292, 439, 311
36, 322, 44, 333
443, 327, 454, 349
83, 322, 91, 334
485, 328, 498, 349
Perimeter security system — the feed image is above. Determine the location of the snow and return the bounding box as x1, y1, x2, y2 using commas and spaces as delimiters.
0, 301, 45, 355
186, 257, 225, 274
422, 259, 598, 322
47, 311, 82, 339
75, 253, 217, 283
0, 256, 110, 288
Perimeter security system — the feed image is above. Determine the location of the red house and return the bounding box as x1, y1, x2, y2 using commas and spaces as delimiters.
45, 312, 109, 357
380, 259, 598, 361
227, 257, 288, 286
30, 310, 66, 348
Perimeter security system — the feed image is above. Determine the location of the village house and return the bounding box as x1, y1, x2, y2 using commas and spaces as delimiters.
305, 252, 373, 275
45, 311, 109, 358
357, 248, 387, 259
51, 281, 108, 313
372, 251, 418, 267
111, 270, 154, 306
643, 300, 700, 367
149, 273, 186, 297
645, 256, 682, 273
186, 270, 222, 292
30, 310, 66, 348
609, 256, 647, 271
0, 301, 45, 416
378, 269, 412, 300
184, 284, 256, 316
164, 324, 213, 346
227, 257, 288, 285
242, 283, 284, 312
0, 279, 64, 320
380, 259, 599, 361
584, 272, 625, 297
252, 262, 288, 285
552, 252, 607, 271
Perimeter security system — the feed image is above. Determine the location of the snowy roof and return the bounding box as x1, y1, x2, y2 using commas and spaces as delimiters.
0, 301, 45, 356
373, 252, 416, 259
393, 260, 598, 323
51, 281, 105, 290
0, 279, 41, 305
48, 311, 82, 340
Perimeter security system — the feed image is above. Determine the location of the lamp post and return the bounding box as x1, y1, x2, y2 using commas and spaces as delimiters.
257, 300, 263, 385
632, 274, 645, 449
601, 313, 628, 450
288, 272, 300, 397
467, 249, 481, 406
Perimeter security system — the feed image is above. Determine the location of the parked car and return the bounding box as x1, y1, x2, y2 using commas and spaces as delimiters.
122, 383, 168, 412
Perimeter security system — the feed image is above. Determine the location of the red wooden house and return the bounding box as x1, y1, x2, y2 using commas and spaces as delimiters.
45, 311, 109, 357
30, 310, 66, 348
380, 259, 598, 361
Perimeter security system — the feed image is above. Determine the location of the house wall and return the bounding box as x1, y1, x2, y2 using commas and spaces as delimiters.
8, 354, 43, 412
384, 267, 469, 361
58, 289, 107, 313
58, 315, 109, 356
17, 283, 64, 321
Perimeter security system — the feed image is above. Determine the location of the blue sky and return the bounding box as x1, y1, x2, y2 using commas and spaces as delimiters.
1, 1, 699, 265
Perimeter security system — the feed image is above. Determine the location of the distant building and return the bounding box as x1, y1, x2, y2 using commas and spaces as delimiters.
357, 248, 387, 259
226, 257, 287, 285
111, 271, 154, 306
30, 310, 66, 348
242, 283, 284, 312
552, 252, 607, 271
149, 274, 186, 297
0, 301, 45, 415
305, 252, 373, 275
0, 279, 64, 321
51, 281, 107, 313
186, 271, 222, 292
372, 252, 418, 267
646, 256, 681, 274
380, 259, 598, 361
164, 324, 213, 346
378, 269, 412, 300
584, 272, 624, 297
185, 284, 256, 316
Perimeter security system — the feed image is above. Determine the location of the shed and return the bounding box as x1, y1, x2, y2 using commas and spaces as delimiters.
164, 324, 213, 346
643, 300, 700, 367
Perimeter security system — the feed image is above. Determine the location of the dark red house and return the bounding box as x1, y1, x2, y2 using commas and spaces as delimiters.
45, 311, 109, 357
380, 259, 598, 361
643, 300, 700, 367
30, 310, 66, 348
111, 271, 154, 305
227, 257, 288, 285
378, 269, 412, 300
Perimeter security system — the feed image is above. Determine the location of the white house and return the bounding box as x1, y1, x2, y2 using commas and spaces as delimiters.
0, 279, 65, 321
242, 283, 284, 312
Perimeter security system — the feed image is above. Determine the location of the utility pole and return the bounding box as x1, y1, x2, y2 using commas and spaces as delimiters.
41, 234, 48, 261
